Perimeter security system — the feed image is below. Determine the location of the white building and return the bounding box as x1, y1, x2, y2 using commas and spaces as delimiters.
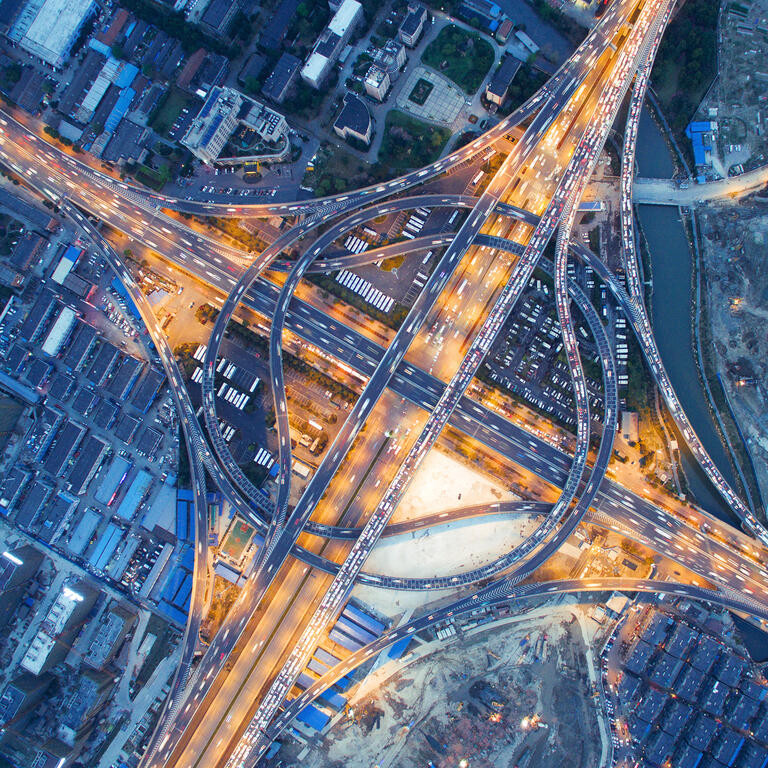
182, 86, 288, 164
398, 3, 428, 48
9, 0, 97, 68
21, 585, 95, 674
364, 65, 390, 101
301, 0, 363, 89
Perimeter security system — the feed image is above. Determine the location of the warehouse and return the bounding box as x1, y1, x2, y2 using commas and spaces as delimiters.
41, 306, 77, 357
88, 524, 123, 572
43, 421, 85, 476
34, 491, 78, 543
9, 0, 97, 68
61, 321, 97, 372
18, 289, 56, 343
93, 400, 118, 429
67, 435, 108, 495
106, 355, 144, 400
86, 342, 120, 386
130, 368, 165, 413
14, 479, 54, 529
94, 455, 132, 505
115, 469, 152, 520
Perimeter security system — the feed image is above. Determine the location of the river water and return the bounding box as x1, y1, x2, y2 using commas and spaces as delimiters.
634, 109, 738, 524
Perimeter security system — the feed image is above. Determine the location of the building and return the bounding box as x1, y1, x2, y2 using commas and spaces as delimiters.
9, 0, 97, 68
485, 54, 520, 106
301, 0, 363, 89
0, 672, 52, 727
0, 547, 43, 627
182, 85, 288, 164
686, 121, 717, 169
496, 18, 513, 43
398, 3, 428, 47
258, 0, 298, 51
20, 582, 97, 675
67, 435, 108, 495
58, 668, 114, 744
333, 92, 372, 146
83, 603, 135, 668
0, 467, 30, 512
41, 306, 77, 357
364, 65, 390, 101
371, 39, 406, 77
261, 52, 301, 104
182, 85, 239, 163
200, 0, 239, 35
621, 410, 639, 442
458, 0, 502, 33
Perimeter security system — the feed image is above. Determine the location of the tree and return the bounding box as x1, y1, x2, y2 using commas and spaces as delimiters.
244, 76, 262, 95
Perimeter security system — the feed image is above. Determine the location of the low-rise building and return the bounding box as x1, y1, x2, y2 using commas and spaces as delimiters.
182, 86, 288, 164
20, 582, 97, 675
0, 547, 43, 627
364, 65, 390, 101
262, 52, 301, 104
333, 92, 373, 147
398, 3, 428, 47
485, 54, 520, 107
372, 39, 406, 77
301, 0, 363, 89
9, 0, 97, 68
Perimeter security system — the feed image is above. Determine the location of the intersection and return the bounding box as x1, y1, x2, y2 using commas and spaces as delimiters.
0, 1, 766, 765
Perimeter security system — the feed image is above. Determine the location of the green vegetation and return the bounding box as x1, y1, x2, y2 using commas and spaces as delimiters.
502, 63, 548, 112
119, 0, 233, 54
195, 303, 219, 325
291, 1, 331, 49
0, 215, 23, 257
0, 62, 22, 90
422, 25, 494, 93
380, 254, 405, 271
528, 0, 587, 47
177, 426, 191, 486
150, 88, 193, 137
408, 77, 434, 106
133, 163, 172, 190
379, 110, 450, 171
282, 79, 327, 121
652, 0, 717, 135
303, 143, 370, 196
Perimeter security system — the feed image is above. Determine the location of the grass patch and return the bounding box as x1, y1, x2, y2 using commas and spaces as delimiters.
379, 110, 450, 171
408, 77, 434, 106
307, 272, 408, 330
150, 87, 192, 136
651, 0, 717, 135
303, 143, 371, 197
422, 24, 494, 94
134, 164, 170, 190
502, 63, 549, 113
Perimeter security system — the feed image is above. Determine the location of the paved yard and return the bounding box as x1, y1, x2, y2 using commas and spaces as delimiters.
396, 66, 466, 127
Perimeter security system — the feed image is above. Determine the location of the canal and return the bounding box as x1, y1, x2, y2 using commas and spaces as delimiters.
634, 108, 739, 524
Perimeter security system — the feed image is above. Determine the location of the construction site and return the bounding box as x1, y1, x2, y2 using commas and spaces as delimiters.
292, 600, 607, 768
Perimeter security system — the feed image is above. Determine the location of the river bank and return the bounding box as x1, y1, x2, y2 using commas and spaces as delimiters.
634, 107, 745, 524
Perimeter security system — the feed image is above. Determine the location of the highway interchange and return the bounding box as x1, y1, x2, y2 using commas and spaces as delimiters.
2, 0, 768, 763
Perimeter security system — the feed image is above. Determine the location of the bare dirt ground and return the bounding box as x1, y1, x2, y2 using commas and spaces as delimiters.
291, 601, 602, 768
698, 204, 768, 504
